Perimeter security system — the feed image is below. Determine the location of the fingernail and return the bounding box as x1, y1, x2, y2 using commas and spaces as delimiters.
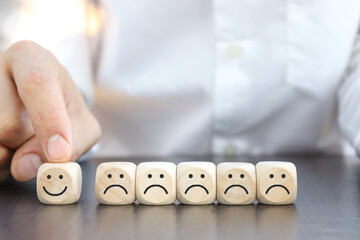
47, 134, 69, 160
16, 154, 42, 181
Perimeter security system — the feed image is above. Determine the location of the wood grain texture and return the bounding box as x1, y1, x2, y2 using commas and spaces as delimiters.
217, 162, 256, 205
136, 162, 176, 205
177, 162, 216, 205
256, 161, 297, 205
95, 162, 136, 205
36, 162, 81, 205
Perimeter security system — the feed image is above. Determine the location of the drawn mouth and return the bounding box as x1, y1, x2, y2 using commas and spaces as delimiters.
185, 184, 209, 194
224, 184, 248, 194
43, 186, 67, 196
265, 184, 290, 194
104, 184, 128, 194
144, 184, 168, 194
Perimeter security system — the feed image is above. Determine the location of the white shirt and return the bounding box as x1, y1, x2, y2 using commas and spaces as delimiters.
1, 0, 360, 157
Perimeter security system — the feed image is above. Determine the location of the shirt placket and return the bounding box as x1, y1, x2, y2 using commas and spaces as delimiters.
212, 0, 250, 157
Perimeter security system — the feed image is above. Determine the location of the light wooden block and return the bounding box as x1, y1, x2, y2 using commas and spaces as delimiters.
95, 162, 136, 205
37, 162, 82, 205
256, 161, 297, 205
136, 162, 176, 205
177, 162, 216, 205
217, 162, 256, 205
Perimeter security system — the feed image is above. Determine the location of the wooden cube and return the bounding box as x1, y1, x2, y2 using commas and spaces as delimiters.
177, 162, 216, 205
95, 162, 136, 205
256, 161, 297, 205
37, 162, 82, 205
136, 162, 176, 205
217, 162, 256, 205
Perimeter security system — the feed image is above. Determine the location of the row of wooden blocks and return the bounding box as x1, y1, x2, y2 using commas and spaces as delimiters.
37, 161, 297, 206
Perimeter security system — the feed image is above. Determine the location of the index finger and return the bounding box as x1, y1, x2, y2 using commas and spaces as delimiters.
5, 41, 73, 163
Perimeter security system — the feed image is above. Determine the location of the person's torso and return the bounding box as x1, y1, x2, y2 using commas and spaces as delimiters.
93, 0, 360, 157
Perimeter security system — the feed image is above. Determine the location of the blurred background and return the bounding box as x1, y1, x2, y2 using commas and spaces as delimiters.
1, 0, 360, 159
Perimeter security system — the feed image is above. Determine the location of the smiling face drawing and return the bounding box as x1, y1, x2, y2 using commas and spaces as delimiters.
136, 162, 176, 205
177, 162, 216, 205
256, 162, 297, 205
95, 162, 136, 205
36, 162, 82, 205
39, 168, 72, 200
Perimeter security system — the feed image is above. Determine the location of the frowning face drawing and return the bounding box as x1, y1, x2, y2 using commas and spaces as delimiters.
177, 162, 216, 205
256, 162, 297, 205
136, 162, 176, 205
218, 170, 255, 204
95, 162, 136, 205
216, 163, 256, 205
259, 169, 294, 202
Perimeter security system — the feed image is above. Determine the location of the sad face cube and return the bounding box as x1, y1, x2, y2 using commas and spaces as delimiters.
217, 162, 256, 205
37, 162, 82, 205
177, 162, 216, 205
256, 161, 297, 205
95, 162, 136, 205
136, 162, 176, 205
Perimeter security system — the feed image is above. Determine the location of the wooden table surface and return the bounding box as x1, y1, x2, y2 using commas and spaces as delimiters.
1, 156, 360, 240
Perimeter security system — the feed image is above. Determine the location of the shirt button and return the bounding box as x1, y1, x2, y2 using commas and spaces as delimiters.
226, 44, 242, 59
223, 144, 238, 157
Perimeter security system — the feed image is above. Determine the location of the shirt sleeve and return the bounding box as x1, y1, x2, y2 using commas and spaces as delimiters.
0, 0, 94, 104
338, 32, 360, 154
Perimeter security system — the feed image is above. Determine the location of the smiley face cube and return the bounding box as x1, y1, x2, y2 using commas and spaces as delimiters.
136, 162, 176, 205
177, 162, 216, 205
95, 162, 136, 205
256, 161, 297, 205
37, 162, 82, 205
217, 162, 256, 205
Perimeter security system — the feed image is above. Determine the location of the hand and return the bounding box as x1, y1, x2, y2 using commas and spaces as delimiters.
0, 41, 101, 182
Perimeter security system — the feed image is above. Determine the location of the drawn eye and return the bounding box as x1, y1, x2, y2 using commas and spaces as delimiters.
269, 174, 274, 179
120, 174, 124, 178
160, 174, 164, 178
228, 174, 232, 178
189, 174, 193, 178
148, 174, 152, 178
201, 174, 205, 178
47, 175, 51, 179
59, 175, 63, 179
108, 174, 112, 178
282, 174, 286, 178
240, 174, 244, 178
